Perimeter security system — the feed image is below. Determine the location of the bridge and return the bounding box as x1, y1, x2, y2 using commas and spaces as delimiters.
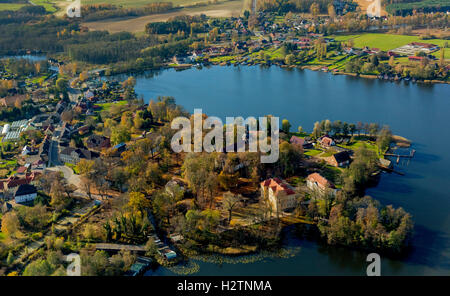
95, 243, 146, 253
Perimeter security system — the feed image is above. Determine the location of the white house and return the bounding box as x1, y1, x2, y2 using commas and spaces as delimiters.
14, 184, 37, 204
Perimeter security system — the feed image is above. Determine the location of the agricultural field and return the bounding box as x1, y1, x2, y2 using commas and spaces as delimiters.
82, 0, 213, 7
83, 0, 244, 33
0, 3, 26, 11
334, 33, 450, 59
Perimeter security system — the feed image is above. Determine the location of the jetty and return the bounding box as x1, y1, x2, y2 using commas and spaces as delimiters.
385, 149, 415, 158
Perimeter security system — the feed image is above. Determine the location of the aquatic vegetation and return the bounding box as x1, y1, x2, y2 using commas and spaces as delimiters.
167, 260, 200, 275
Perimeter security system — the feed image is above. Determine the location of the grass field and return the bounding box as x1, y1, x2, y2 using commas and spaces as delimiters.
334, 33, 450, 59
94, 100, 128, 111
83, 0, 219, 8
31, 0, 58, 12
0, 3, 27, 11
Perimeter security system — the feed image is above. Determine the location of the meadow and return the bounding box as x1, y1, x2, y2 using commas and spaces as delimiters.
0, 3, 26, 11
334, 33, 450, 59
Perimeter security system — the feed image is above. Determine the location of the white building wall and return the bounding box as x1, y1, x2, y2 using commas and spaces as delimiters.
15, 193, 37, 204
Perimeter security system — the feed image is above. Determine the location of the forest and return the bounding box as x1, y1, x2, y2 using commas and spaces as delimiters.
385, 0, 450, 16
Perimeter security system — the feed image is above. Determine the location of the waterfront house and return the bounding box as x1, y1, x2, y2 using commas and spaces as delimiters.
326, 151, 351, 167
319, 136, 335, 148
260, 178, 298, 214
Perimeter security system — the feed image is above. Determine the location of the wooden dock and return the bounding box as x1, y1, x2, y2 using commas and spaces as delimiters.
385, 149, 415, 158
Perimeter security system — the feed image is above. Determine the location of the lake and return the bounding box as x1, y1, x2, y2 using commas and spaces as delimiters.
118, 66, 450, 276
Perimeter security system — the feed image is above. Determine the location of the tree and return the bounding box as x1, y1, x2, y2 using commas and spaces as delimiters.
111, 125, 131, 145
55, 78, 68, 92
61, 110, 74, 123
183, 153, 216, 206
79, 71, 89, 82
222, 192, 240, 224
128, 192, 150, 216
50, 179, 71, 211
77, 159, 95, 199
328, 4, 336, 20
282, 119, 291, 134
312, 121, 321, 138
145, 237, 158, 257
285, 54, 295, 65
310, 2, 320, 19
389, 55, 395, 67
1, 211, 20, 238
6, 251, 14, 265
376, 126, 392, 152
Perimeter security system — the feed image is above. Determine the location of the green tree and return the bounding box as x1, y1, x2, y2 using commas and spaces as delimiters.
282, 119, 291, 134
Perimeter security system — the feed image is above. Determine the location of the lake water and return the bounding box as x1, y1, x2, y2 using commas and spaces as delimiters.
122, 66, 450, 276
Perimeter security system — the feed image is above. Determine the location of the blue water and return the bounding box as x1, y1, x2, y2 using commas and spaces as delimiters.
124, 66, 450, 275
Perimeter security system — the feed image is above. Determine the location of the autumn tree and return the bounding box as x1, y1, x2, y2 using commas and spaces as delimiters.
128, 192, 151, 216
1, 211, 20, 238
222, 192, 241, 224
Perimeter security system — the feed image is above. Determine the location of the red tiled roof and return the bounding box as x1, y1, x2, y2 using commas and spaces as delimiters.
307, 173, 335, 189
5, 172, 40, 188
261, 178, 296, 195
17, 166, 27, 174
320, 137, 334, 146
410, 42, 437, 49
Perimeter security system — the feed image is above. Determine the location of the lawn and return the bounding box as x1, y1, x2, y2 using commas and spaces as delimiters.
94, 100, 128, 112
32, 0, 58, 12
304, 149, 322, 156
339, 140, 381, 155
334, 33, 449, 59
0, 3, 27, 11
0, 159, 18, 169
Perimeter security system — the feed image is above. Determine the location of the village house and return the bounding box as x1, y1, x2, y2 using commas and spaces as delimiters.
260, 178, 298, 214
14, 184, 37, 204
0, 172, 40, 198
306, 173, 337, 196
86, 134, 110, 151
319, 136, 335, 148
325, 151, 351, 167
59, 147, 99, 165
290, 135, 313, 149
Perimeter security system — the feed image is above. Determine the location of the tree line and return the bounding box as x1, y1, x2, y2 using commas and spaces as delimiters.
81, 3, 174, 22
